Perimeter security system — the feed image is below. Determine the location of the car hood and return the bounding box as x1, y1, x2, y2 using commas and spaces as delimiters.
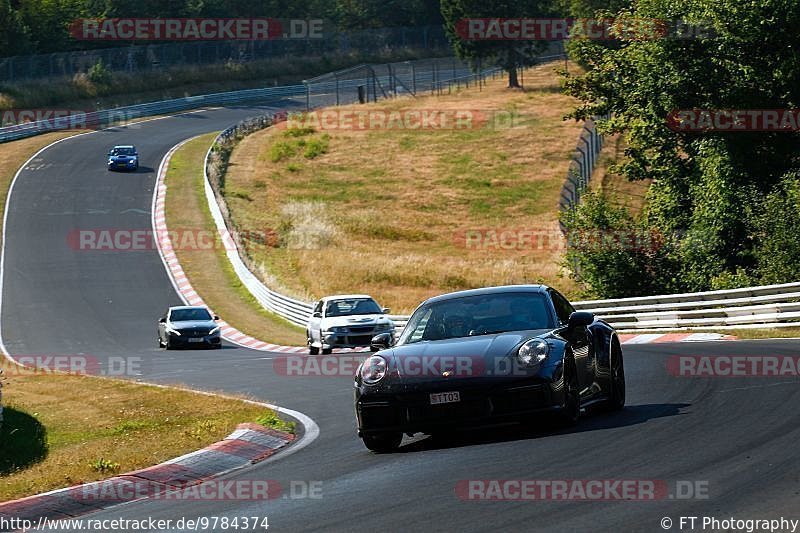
322, 315, 392, 328
168, 320, 217, 330
379, 329, 553, 384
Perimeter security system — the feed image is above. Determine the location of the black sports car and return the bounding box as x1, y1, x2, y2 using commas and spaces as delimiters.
354, 285, 625, 452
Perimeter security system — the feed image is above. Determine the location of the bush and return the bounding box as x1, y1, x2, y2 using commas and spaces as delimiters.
560, 191, 680, 298
87, 59, 112, 86
303, 134, 329, 159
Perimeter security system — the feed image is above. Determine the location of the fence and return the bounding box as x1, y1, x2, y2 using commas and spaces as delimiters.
0, 25, 450, 83
559, 116, 607, 229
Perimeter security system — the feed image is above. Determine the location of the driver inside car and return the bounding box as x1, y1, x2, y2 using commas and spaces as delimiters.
443, 315, 471, 338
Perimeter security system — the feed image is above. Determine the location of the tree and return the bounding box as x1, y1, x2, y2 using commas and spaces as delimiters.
441, 0, 555, 88
561, 0, 800, 296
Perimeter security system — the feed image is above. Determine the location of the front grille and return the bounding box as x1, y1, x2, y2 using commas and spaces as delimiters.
349, 326, 375, 334
347, 335, 373, 345
180, 328, 210, 337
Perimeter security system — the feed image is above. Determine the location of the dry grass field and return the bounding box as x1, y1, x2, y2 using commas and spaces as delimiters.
224, 62, 586, 312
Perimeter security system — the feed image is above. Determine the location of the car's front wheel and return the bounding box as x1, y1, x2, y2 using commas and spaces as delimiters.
558, 358, 580, 425
307, 331, 319, 355
361, 432, 402, 453
321, 347, 333, 355
606, 337, 625, 411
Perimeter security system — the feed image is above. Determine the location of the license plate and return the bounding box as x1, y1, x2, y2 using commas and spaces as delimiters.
188, 338, 204, 343
430, 391, 460, 405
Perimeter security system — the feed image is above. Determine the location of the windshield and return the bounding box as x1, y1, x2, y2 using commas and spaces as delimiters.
325, 298, 382, 317
110, 147, 135, 156
398, 292, 554, 345
170, 308, 212, 322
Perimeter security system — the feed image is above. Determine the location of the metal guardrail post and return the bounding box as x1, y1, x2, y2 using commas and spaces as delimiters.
303, 80, 310, 112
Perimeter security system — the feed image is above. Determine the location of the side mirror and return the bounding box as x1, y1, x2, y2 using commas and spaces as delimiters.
158, 317, 166, 323
312, 312, 322, 318
213, 315, 219, 320
381, 307, 390, 314
370, 332, 392, 352
567, 311, 594, 329
107, 151, 112, 156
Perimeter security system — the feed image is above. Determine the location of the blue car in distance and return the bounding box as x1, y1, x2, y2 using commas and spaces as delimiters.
107, 145, 139, 171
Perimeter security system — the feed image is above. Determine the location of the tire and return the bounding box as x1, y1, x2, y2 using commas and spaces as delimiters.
321, 347, 333, 355
308, 331, 319, 355
558, 358, 580, 426
361, 432, 402, 453
605, 338, 626, 411
165, 337, 175, 350
158, 336, 164, 348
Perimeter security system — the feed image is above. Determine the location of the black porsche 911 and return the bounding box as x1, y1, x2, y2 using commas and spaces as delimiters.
354, 285, 625, 452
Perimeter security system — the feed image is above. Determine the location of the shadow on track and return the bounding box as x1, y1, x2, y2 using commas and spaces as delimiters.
397, 403, 691, 453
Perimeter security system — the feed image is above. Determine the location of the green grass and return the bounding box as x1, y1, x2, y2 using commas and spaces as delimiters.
164, 134, 306, 345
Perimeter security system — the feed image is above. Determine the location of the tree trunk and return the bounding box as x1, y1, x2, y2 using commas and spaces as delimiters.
507, 67, 520, 88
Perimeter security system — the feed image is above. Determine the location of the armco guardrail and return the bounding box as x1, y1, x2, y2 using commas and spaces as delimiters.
574, 281, 800, 331
0, 84, 310, 144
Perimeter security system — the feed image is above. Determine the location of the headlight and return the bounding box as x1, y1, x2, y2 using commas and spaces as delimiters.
517, 338, 549, 366
165, 326, 181, 336
209, 326, 220, 335
360, 355, 388, 384
325, 326, 347, 334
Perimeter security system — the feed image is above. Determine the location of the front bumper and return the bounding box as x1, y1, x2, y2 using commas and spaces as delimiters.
355, 375, 565, 436
168, 332, 221, 348
323, 331, 394, 349
108, 160, 138, 170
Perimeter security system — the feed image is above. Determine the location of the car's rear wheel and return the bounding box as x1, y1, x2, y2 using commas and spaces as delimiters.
558, 358, 580, 426
361, 432, 402, 453
606, 337, 626, 411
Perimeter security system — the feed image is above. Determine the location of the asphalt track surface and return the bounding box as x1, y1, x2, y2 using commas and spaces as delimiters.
2, 106, 799, 532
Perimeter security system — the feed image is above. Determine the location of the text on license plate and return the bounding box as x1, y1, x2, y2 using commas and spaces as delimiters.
188, 338, 204, 343
430, 391, 460, 405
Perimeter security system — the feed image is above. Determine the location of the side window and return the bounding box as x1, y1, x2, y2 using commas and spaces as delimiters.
549, 290, 575, 325
313, 301, 323, 315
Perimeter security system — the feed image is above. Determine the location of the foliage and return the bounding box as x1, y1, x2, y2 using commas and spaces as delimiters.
0, 0, 443, 57
441, 0, 554, 87
561, 0, 800, 297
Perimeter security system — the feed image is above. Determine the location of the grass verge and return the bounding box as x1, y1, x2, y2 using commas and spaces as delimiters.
620, 328, 800, 340
0, 360, 292, 501
224, 62, 586, 312
163, 134, 305, 346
